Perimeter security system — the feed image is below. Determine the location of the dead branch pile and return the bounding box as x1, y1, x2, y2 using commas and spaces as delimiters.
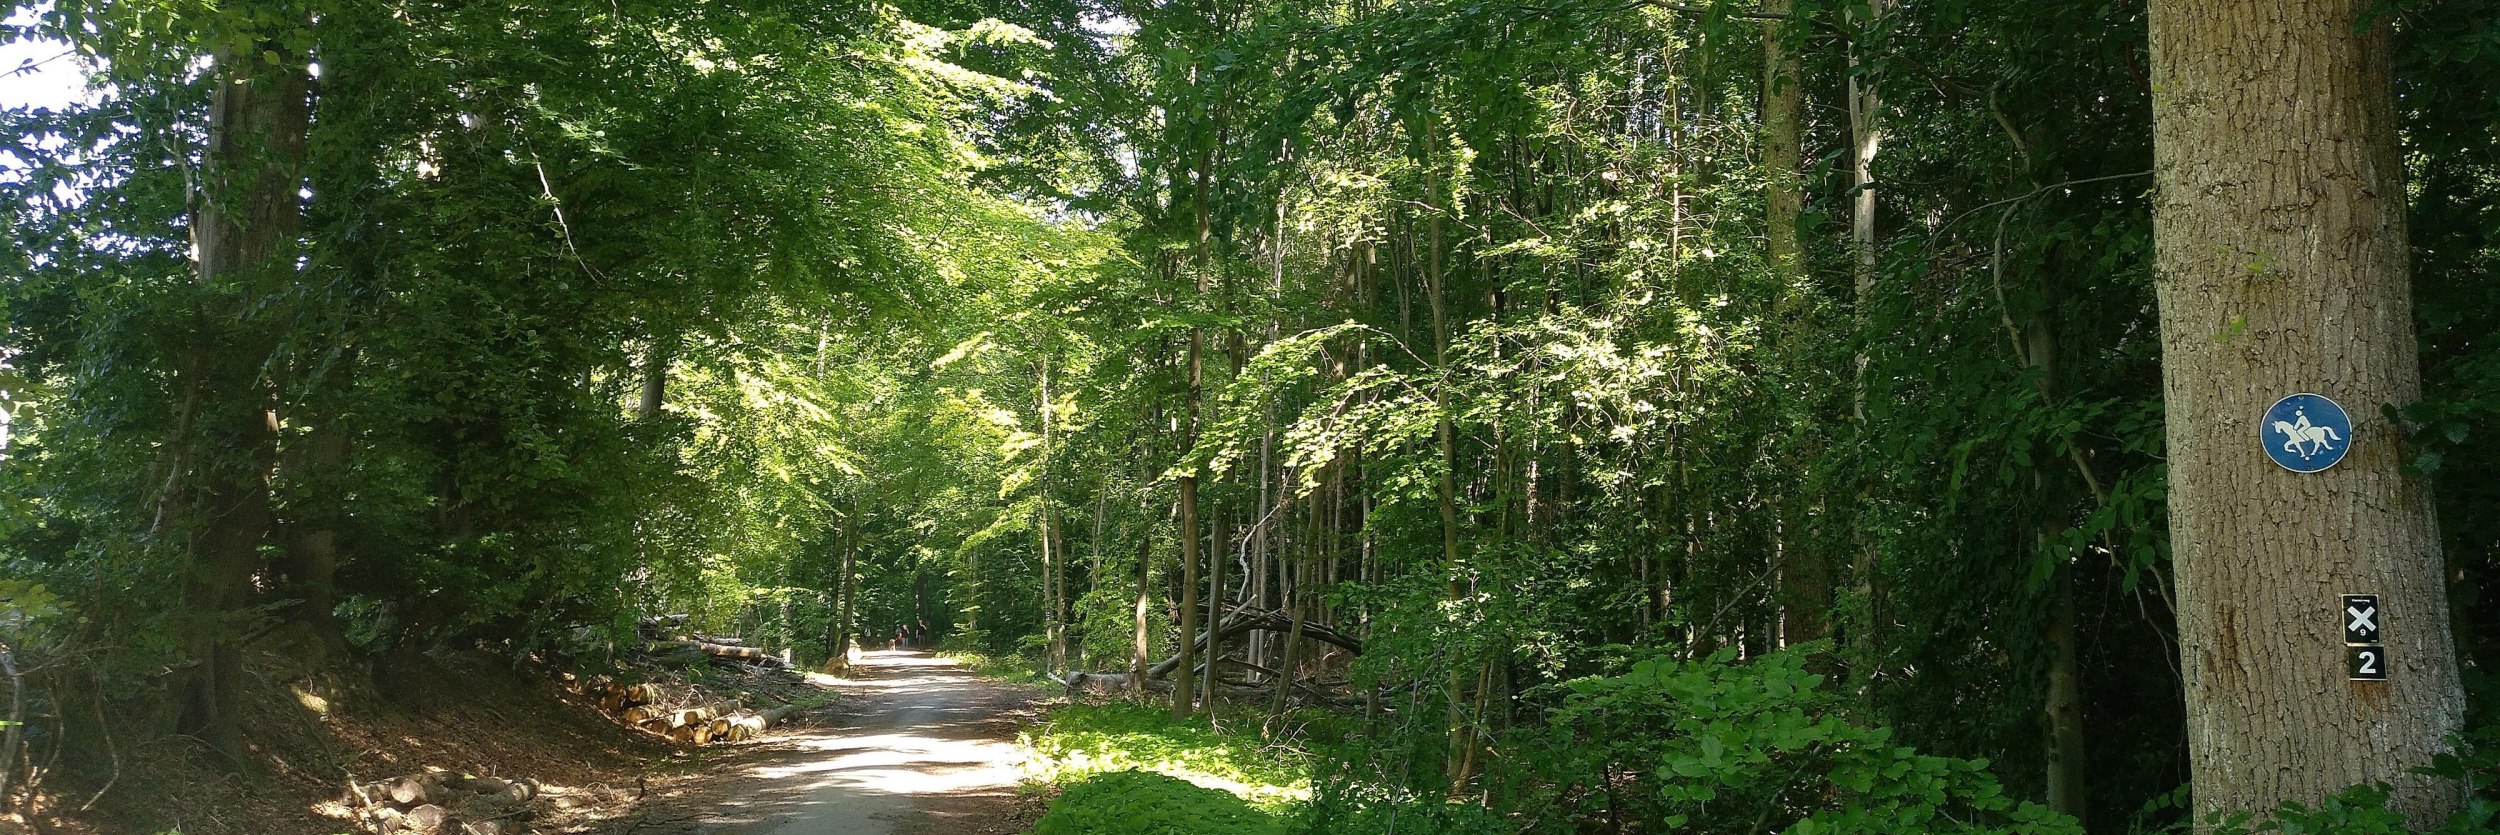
345, 770, 541, 835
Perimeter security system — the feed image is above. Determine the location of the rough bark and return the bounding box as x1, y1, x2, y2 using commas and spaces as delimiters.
1761, 0, 1827, 647
173, 25, 313, 762
2148, 0, 2465, 822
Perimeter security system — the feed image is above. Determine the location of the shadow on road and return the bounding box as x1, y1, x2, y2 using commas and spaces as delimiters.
602, 651, 1050, 835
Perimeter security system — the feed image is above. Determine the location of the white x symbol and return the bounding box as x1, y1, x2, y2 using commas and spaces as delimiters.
2348, 605, 2378, 633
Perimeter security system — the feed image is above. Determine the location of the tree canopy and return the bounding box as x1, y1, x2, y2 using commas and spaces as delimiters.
6, 0, 2500, 831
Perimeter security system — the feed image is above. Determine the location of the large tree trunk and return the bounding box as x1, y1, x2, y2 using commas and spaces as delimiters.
279, 419, 354, 664
173, 26, 313, 763
2148, 0, 2465, 823
1760, 0, 1827, 647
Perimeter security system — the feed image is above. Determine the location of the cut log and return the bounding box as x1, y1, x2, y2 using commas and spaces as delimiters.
449, 775, 516, 798
644, 639, 794, 669
760, 702, 804, 728
719, 713, 768, 742
621, 705, 659, 724
400, 803, 452, 835
390, 773, 451, 806
1050, 671, 1134, 695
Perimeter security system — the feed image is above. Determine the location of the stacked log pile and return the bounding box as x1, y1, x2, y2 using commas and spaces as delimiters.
345, 771, 541, 835
559, 623, 819, 746
567, 674, 806, 745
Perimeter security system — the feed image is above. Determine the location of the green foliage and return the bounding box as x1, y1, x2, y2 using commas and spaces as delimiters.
1311, 648, 2081, 834
1020, 702, 1311, 809
1035, 770, 1287, 835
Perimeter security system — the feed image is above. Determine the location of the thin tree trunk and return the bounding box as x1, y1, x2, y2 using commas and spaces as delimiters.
1844, 0, 1887, 699
1175, 133, 1216, 716
2149, 0, 2465, 822
824, 499, 859, 675
1416, 120, 1476, 793
2044, 555, 2088, 821
1040, 354, 1066, 672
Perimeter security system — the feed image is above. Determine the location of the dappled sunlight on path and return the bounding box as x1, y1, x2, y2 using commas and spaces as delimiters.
607, 651, 1048, 835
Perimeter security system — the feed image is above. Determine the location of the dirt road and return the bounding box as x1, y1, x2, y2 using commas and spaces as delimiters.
602, 651, 1051, 835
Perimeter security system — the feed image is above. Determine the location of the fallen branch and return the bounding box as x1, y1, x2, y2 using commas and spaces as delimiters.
1147, 609, 1362, 679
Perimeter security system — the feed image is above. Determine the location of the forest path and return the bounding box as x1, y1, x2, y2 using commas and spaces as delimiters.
605, 651, 1051, 835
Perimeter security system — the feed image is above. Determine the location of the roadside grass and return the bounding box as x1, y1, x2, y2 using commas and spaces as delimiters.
934, 648, 1054, 686
1016, 700, 1313, 812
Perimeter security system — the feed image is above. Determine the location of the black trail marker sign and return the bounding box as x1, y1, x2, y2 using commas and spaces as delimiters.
2344, 594, 2380, 644
2344, 594, 2386, 682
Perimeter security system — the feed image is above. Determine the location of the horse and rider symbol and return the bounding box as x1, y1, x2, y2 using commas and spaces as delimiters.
2263, 393, 2351, 473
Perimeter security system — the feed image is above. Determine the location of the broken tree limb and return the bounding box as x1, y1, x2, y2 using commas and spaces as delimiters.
1146, 609, 1362, 679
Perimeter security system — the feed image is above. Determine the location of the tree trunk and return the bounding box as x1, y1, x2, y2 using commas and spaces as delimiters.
1414, 119, 1477, 794
2148, 0, 2465, 822
1039, 353, 1065, 672
173, 25, 313, 763
822, 499, 860, 676
1761, 0, 1826, 646
2044, 556, 2088, 822
637, 336, 673, 421
280, 420, 354, 663
1175, 132, 1216, 717
1844, 0, 1887, 701
1133, 532, 1154, 697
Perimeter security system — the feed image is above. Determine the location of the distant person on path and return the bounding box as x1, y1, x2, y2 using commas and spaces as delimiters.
890, 628, 906, 651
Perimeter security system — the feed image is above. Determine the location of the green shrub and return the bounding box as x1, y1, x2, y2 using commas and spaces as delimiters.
1036, 770, 1288, 835
1495, 646, 2079, 834
1305, 645, 2082, 834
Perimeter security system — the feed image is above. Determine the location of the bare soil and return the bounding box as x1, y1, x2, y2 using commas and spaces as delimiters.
7, 647, 667, 835
590, 651, 1051, 835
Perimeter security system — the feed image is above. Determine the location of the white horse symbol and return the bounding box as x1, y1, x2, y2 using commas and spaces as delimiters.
2272, 409, 2342, 460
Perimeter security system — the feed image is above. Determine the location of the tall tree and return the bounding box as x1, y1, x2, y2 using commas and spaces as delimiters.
2148, 0, 2465, 822
172, 7, 315, 760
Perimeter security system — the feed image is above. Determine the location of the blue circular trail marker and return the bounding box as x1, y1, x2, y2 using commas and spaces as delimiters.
2262, 393, 2352, 473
